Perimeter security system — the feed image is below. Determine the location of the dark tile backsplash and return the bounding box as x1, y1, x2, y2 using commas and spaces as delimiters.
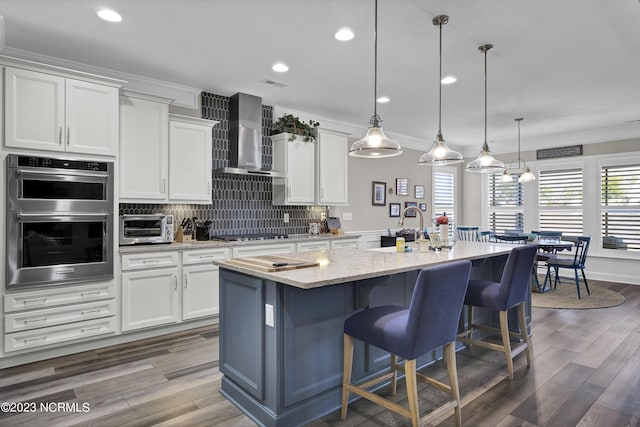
119, 92, 327, 236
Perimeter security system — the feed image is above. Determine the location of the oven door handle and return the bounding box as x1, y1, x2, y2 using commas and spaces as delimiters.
17, 213, 109, 219
16, 168, 110, 179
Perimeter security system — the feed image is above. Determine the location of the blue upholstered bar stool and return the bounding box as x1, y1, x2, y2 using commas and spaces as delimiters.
341, 261, 472, 427
457, 245, 537, 380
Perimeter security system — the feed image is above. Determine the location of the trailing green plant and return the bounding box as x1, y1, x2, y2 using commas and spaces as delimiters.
271, 114, 320, 142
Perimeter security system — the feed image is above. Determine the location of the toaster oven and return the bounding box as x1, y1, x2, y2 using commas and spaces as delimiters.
120, 214, 174, 245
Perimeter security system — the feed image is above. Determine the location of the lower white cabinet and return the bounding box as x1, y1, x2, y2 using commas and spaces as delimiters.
121, 267, 180, 331
331, 238, 360, 249
3, 281, 117, 353
296, 240, 331, 252
232, 243, 296, 258
120, 247, 230, 331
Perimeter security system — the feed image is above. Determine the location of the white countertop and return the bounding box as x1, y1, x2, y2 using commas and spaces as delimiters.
118, 233, 360, 254
214, 241, 518, 289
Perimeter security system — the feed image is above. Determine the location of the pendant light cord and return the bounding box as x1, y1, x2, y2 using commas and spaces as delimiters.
437, 18, 443, 137
373, 0, 378, 120
483, 47, 488, 151
517, 118, 522, 168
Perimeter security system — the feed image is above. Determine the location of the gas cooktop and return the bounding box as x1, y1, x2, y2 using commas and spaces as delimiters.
210, 233, 289, 242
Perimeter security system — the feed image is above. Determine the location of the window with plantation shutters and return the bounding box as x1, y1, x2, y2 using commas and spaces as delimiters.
538, 168, 583, 236
487, 173, 524, 233
601, 163, 640, 251
433, 170, 455, 234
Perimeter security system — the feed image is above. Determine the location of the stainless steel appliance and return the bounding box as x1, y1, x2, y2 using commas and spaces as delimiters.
120, 214, 174, 245
210, 232, 288, 242
6, 154, 114, 289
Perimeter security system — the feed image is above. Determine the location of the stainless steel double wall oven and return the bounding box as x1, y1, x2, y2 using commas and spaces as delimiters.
6, 154, 114, 289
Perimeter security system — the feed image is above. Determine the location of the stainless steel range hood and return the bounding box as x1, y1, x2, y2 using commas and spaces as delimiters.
213, 92, 284, 178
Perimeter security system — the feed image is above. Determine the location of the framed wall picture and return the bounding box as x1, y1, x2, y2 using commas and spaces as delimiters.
389, 203, 401, 217
372, 181, 386, 206
404, 201, 417, 217
419, 203, 427, 211
396, 178, 409, 196
415, 185, 425, 199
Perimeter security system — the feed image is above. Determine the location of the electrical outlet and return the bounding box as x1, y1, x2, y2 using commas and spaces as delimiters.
343, 212, 353, 221
320, 212, 327, 221
265, 304, 274, 327
283, 213, 289, 223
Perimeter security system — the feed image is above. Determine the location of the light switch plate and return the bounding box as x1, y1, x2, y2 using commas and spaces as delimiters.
265, 304, 274, 327
342, 212, 353, 221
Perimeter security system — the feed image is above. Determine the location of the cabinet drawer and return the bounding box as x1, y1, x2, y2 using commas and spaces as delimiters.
232, 243, 296, 258
331, 239, 360, 249
5, 317, 117, 353
296, 240, 331, 252
4, 282, 115, 313
121, 251, 179, 271
5, 300, 116, 333
182, 247, 231, 265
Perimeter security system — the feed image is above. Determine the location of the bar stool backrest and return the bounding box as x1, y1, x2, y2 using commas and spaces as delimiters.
498, 245, 538, 310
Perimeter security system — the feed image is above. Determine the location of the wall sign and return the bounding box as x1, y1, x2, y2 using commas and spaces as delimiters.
536, 144, 583, 160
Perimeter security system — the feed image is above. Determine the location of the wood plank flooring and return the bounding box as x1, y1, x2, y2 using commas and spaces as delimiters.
0, 279, 638, 427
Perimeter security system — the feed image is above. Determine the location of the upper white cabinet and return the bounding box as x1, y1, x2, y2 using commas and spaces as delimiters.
272, 133, 316, 205
119, 91, 171, 201
271, 129, 349, 206
316, 128, 349, 205
119, 92, 217, 204
4, 67, 118, 156
168, 114, 215, 203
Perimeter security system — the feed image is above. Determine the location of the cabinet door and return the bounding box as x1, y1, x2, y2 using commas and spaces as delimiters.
65, 79, 118, 156
119, 95, 169, 201
317, 129, 349, 205
122, 268, 180, 331
183, 264, 219, 320
168, 119, 212, 203
287, 139, 315, 204
4, 67, 65, 151
331, 238, 360, 249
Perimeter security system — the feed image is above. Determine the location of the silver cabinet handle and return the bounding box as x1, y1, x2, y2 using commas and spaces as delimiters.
184, 274, 188, 289
24, 336, 47, 344
174, 275, 177, 290
23, 298, 46, 306
66, 127, 70, 145
80, 291, 101, 297
24, 318, 47, 324
81, 326, 101, 334
59, 127, 63, 145
81, 309, 101, 316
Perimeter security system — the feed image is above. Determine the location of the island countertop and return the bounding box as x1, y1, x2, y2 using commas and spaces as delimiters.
214, 241, 519, 289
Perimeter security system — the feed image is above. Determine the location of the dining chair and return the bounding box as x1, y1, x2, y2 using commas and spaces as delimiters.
341, 261, 472, 427
456, 226, 479, 242
478, 230, 492, 242
530, 230, 564, 292
457, 245, 538, 380
544, 236, 591, 298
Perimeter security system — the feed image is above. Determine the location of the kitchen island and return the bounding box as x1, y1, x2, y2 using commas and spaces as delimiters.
214, 241, 526, 427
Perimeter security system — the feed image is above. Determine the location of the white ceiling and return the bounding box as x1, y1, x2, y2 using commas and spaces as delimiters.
2, 0, 640, 155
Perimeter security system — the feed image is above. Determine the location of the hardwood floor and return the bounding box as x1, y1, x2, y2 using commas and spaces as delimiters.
1, 279, 638, 427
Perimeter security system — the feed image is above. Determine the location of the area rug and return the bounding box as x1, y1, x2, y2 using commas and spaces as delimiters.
532, 281, 625, 309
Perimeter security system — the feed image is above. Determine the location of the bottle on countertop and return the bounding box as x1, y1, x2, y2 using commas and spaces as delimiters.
396, 237, 405, 253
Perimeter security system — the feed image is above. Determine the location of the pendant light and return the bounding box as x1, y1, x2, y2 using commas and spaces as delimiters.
501, 118, 536, 183
418, 15, 463, 166
465, 44, 505, 173
349, 0, 402, 158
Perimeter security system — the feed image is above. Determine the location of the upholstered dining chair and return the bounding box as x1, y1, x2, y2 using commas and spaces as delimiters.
456, 226, 479, 241
545, 235, 591, 298
457, 245, 538, 380
341, 260, 472, 427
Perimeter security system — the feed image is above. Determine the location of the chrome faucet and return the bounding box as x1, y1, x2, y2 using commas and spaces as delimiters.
398, 206, 425, 241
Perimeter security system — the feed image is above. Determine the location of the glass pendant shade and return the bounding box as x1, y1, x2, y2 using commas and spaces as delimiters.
418, 134, 463, 165
349, 115, 402, 158
466, 44, 505, 173
501, 169, 514, 183
519, 166, 536, 183
348, 0, 402, 158
419, 15, 463, 166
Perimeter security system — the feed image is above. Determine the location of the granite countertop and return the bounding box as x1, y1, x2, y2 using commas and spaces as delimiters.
213, 241, 517, 289
118, 233, 360, 254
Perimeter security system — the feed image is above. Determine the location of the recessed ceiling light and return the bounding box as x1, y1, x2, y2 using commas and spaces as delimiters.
272, 62, 289, 73
97, 8, 122, 22
335, 28, 355, 41
376, 96, 390, 103
441, 75, 457, 85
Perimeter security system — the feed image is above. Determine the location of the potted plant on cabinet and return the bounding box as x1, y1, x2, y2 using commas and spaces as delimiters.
271, 114, 320, 142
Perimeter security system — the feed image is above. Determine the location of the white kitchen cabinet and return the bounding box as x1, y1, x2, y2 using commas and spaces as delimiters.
169, 115, 215, 203
272, 133, 316, 205
119, 91, 171, 201
4, 67, 118, 155
316, 128, 349, 205
122, 266, 180, 331
331, 238, 360, 249
182, 247, 230, 320
232, 242, 296, 258
296, 240, 331, 252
